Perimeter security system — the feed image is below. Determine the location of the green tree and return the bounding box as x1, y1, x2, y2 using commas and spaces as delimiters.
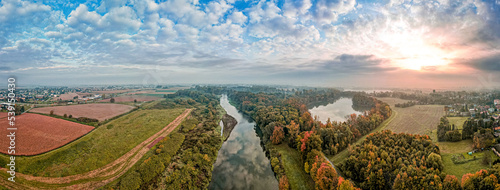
427, 153, 444, 171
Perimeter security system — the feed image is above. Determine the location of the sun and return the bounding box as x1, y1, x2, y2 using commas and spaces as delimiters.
395, 56, 449, 71
376, 22, 454, 71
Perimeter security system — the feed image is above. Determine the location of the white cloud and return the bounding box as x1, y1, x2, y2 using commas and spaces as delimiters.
0, 0, 50, 22
228, 11, 247, 24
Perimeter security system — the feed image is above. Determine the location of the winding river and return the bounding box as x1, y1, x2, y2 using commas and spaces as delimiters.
209, 95, 279, 190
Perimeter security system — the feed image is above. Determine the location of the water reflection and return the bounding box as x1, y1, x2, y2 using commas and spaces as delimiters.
309, 97, 365, 123
209, 95, 278, 190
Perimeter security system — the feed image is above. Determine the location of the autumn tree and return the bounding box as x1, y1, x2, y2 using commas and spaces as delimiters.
285, 121, 300, 147
314, 162, 339, 190
427, 153, 444, 172
279, 175, 290, 190
271, 126, 285, 145
297, 131, 322, 159
443, 175, 460, 190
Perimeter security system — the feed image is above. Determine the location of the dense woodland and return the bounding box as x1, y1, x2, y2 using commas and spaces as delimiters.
340, 130, 445, 189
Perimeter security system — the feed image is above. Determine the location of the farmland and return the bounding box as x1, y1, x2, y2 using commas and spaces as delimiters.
53, 92, 79, 101
0, 108, 185, 178
0, 113, 94, 155
92, 89, 131, 94
99, 95, 162, 102
377, 97, 445, 136
30, 103, 135, 121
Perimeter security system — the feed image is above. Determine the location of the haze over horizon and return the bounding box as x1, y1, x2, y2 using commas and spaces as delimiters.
1, 0, 500, 89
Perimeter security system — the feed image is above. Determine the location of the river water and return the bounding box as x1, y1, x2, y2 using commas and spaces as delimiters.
209, 95, 279, 190
308, 97, 365, 123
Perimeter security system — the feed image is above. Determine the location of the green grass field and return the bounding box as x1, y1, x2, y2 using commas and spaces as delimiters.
0, 108, 185, 177
274, 144, 315, 190
448, 117, 468, 130
442, 151, 490, 179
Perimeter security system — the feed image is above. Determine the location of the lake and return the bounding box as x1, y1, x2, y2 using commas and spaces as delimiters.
209, 95, 279, 190
309, 97, 365, 123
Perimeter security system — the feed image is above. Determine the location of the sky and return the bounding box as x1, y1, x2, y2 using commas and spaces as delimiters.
1, 0, 500, 89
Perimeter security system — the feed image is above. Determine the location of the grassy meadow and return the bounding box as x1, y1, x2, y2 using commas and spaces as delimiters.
0, 108, 185, 177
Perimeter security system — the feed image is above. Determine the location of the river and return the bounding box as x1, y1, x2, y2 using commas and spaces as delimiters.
209, 95, 279, 190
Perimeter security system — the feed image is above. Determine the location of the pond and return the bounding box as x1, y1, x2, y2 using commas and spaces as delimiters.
209, 95, 279, 190
308, 97, 365, 123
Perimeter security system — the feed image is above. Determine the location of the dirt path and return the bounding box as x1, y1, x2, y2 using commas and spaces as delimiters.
0, 109, 192, 189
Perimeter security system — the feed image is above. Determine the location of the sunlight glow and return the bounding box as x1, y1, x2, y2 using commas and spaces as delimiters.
377, 20, 454, 71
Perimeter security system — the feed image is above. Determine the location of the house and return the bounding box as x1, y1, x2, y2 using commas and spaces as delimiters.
490, 108, 496, 113
495, 99, 500, 105
0, 103, 10, 109
469, 109, 476, 117
493, 144, 500, 157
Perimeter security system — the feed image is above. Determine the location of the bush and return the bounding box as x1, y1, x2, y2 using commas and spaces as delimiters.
63, 114, 67, 118
119, 171, 142, 190
69, 114, 72, 118
110, 98, 115, 103
76, 117, 99, 123
50, 110, 54, 115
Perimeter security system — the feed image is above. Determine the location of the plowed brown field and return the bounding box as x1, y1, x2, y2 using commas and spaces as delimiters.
0, 113, 94, 156
99, 95, 161, 102
30, 103, 135, 121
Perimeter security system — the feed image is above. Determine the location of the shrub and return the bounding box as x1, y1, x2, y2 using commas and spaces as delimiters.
119, 171, 142, 190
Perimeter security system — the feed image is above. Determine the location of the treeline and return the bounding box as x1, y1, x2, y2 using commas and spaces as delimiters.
437, 117, 496, 149
162, 90, 223, 189
374, 91, 500, 106
340, 130, 452, 189
394, 101, 416, 108
228, 89, 391, 189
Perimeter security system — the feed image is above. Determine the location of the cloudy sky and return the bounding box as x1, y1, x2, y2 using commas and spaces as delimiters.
1, 0, 500, 89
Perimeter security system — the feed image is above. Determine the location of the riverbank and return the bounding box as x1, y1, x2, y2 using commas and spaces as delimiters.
221, 114, 237, 141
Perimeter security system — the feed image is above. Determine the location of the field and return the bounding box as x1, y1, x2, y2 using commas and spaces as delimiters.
99, 95, 162, 102
442, 151, 490, 179
0, 113, 94, 155
377, 97, 445, 136
30, 103, 135, 121
274, 144, 315, 190
448, 116, 468, 130
0, 108, 185, 178
53, 93, 79, 101
92, 89, 131, 94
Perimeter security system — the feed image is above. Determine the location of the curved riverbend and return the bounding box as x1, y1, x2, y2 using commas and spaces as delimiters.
209, 95, 278, 190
